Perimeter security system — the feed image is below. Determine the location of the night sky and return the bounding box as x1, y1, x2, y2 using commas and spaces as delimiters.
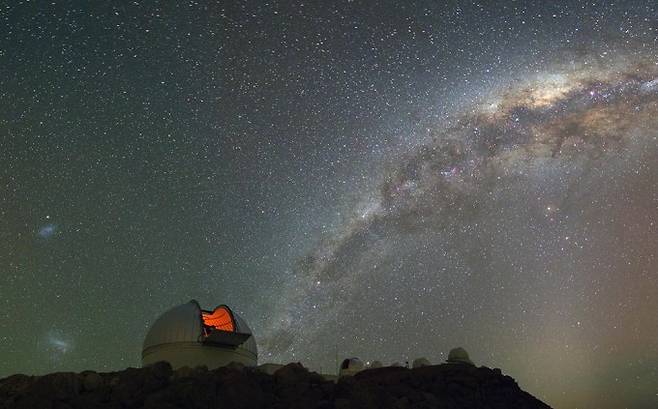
1, 1, 657, 408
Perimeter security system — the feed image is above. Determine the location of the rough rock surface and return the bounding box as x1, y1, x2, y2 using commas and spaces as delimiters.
0, 362, 551, 409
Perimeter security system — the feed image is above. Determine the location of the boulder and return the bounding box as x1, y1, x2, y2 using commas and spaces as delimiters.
172, 366, 194, 380
148, 361, 173, 380
33, 372, 81, 401
0, 374, 33, 398
80, 371, 102, 392
274, 363, 324, 386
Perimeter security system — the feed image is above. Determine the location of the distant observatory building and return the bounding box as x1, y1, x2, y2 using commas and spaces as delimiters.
142, 300, 257, 370
339, 357, 364, 377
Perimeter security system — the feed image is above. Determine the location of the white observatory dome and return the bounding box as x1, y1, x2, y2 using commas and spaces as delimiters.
142, 300, 257, 370
412, 357, 431, 368
339, 357, 364, 377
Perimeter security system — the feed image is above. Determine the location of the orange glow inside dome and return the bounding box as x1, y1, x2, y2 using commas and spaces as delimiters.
202, 306, 235, 332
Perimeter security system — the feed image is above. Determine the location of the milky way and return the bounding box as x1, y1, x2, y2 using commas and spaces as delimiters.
262, 53, 658, 406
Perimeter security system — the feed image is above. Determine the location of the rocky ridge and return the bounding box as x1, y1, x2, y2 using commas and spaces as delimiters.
0, 361, 551, 409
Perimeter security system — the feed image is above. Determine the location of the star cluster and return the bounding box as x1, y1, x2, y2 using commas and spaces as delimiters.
1, 2, 657, 408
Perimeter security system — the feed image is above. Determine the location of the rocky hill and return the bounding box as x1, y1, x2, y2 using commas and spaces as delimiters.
0, 361, 551, 409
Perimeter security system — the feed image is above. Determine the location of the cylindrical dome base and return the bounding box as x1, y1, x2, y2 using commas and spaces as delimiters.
142, 342, 257, 370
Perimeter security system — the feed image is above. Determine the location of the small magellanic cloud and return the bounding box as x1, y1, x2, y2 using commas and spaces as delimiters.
37, 223, 57, 239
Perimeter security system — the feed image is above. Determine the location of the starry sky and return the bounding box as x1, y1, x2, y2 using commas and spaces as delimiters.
1, 1, 657, 408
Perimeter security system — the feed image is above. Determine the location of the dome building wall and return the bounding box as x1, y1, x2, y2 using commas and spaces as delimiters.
142, 300, 257, 370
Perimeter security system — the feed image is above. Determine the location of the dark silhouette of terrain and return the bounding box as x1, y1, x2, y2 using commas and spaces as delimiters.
0, 361, 551, 409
